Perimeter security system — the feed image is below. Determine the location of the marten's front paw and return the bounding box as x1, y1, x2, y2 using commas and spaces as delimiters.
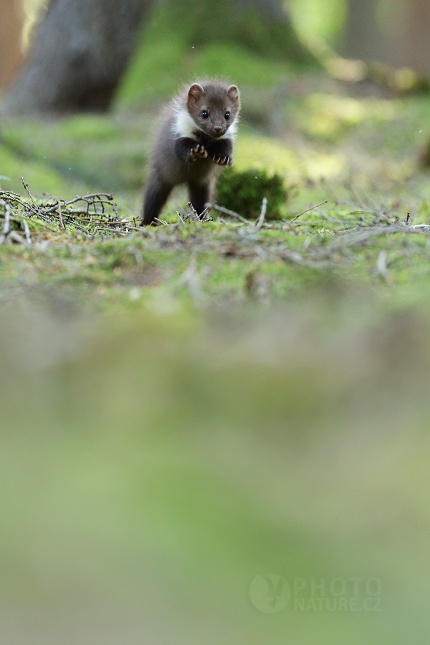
189, 145, 208, 162
213, 155, 233, 167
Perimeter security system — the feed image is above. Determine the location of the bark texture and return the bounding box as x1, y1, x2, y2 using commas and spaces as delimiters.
4, 0, 154, 115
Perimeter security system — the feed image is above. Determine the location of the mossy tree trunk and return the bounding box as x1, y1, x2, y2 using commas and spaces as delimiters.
171, 0, 312, 62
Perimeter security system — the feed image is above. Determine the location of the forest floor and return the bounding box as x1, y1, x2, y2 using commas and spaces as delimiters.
1, 71, 430, 645
1, 72, 430, 315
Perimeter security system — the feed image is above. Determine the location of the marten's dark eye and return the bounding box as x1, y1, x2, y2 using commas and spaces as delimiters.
225, 112, 230, 120
201, 110, 209, 119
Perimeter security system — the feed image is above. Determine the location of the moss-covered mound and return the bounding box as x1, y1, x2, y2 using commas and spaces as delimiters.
215, 167, 289, 220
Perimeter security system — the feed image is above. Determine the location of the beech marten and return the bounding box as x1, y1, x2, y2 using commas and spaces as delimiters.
142, 80, 240, 225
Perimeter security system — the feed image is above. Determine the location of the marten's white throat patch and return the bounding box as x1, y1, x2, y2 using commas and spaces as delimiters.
173, 106, 200, 139
172, 105, 238, 141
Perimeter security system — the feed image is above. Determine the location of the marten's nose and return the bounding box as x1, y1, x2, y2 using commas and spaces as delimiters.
213, 125, 223, 134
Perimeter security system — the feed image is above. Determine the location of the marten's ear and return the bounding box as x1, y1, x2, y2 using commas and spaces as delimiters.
188, 83, 205, 103
227, 85, 240, 105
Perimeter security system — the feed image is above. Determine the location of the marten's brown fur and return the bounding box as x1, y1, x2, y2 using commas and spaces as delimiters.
142, 81, 240, 225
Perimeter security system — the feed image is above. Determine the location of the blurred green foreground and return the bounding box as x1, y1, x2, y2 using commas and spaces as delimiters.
1, 288, 430, 645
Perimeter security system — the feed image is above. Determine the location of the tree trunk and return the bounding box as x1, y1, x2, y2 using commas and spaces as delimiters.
4, 0, 154, 115
343, 0, 382, 61
0, 0, 24, 90
403, 0, 430, 74
344, 0, 430, 75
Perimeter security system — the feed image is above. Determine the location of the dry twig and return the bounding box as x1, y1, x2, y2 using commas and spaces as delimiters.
206, 203, 249, 225
254, 197, 268, 230
0, 200, 11, 245
290, 200, 328, 223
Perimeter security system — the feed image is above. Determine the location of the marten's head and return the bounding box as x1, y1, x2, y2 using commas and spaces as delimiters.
186, 81, 240, 139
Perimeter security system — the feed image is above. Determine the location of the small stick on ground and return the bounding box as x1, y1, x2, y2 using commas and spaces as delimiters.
7, 231, 26, 245
154, 217, 168, 226
21, 177, 40, 213
206, 203, 249, 225
0, 200, 11, 245
290, 200, 328, 223
376, 249, 389, 280
186, 202, 200, 222
198, 203, 213, 222
23, 219, 32, 245
58, 201, 65, 232
254, 197, 267, 230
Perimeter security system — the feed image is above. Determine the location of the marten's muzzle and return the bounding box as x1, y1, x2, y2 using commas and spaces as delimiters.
212, 125, 225, 138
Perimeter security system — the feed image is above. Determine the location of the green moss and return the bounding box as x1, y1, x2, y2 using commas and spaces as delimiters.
166, 0, 312, 62
234, 135, 299, 176
289, 0, 346, 44
0, 143, 70, 196
293, 93, 398, 143
1, 115, 150, 195
58, 115, 119, 141
118, 39, 292, 107
215, 168, 289, 220
118, 32, 186, 105
190, 43, 292, 87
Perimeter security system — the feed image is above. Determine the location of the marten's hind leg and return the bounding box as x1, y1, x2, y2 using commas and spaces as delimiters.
187, 181, 211, 217
142, 175, 172, 225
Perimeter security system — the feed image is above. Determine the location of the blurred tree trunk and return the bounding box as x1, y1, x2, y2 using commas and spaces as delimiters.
4, 0, 154, 115
344, 0, 430, 75
0, 0, 24, 90
343, 0, 382, 61
403, 0, 430, 73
